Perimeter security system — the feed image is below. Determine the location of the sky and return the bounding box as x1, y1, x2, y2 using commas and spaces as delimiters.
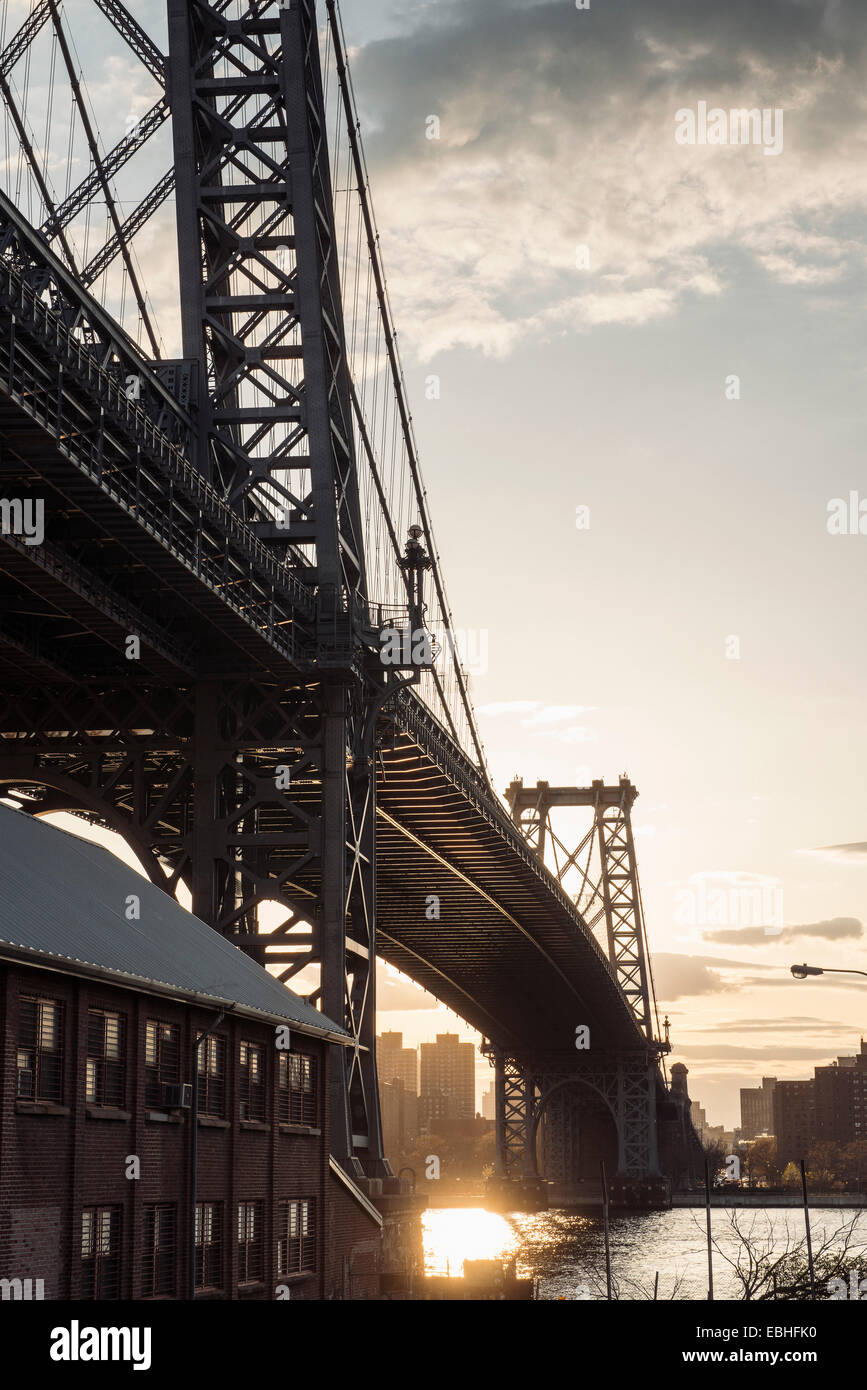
344, 0, 867, 1125
6, 0, 867, 1127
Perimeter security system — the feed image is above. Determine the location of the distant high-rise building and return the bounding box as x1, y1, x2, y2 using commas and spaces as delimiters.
740, 1077, 777, 1140
774, 1081, 815, 1169
380, 1079, 419, 1160
419, 1033, 475, 1128
689, 1100, 733, 1150
376, 1031, 418, 1096
481, 1081, 496, 1122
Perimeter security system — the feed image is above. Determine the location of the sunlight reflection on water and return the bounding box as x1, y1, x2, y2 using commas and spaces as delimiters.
421, 1206, 867, 1299
422, 1209, 519, 1277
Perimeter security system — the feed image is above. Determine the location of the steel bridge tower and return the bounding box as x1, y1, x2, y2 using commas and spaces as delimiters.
489, 776, 670, 1197
163, 0, 381, 1177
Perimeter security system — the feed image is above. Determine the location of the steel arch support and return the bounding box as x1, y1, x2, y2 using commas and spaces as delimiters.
533, 1054, 661, 1181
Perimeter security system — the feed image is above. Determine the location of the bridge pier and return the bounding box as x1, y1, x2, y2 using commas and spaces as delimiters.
489, 1049, 664, 1204
492, 1050, 535, 1179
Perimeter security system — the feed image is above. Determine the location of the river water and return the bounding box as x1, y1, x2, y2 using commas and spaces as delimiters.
421, 1206, 867, 1300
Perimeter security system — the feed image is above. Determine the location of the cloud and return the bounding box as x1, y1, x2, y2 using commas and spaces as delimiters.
695, 1016, 858, 1034
653, 951, 780, 1000
676, 1044, 847, 1062
351, 0, 867, 358
703, 916, 863, 946
803, 842, 867, 862
531, 725, 597, 744
653, 953, 733, 1000
476, 700, 540, 717
521, 704, 594, 725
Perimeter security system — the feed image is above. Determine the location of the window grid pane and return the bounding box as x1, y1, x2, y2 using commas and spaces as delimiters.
18, 997, 64, 1102
195, 1203, 222, 1290
144, 1021, 180, 1108
80, 1206, 120, 1300
199, 1036, 226, 1117
86, 1010, 125, 1107
239, 1041, 265, 1121
237, 1201, 264, 1284
278, 1052, 317, 1126
142, 1205, 176, 1297
277, 1199, 315, 1277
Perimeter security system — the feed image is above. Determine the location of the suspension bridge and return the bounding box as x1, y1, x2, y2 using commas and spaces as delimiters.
0, 0, 700, 1203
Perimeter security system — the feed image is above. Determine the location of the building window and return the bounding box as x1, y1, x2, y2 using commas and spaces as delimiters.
277, 1199, 315, 1277
142, 1205, 176, 1298
237, 1201, 264, 1284
17, 997, 63, 1101
195, 1203, 223, 1291
198, 1035, 226, 1118
239, 1041, 265, 1121
86, 1010, 125, 1107
144, 1021, 180, 1108
278, 1051, 316, 1125
81, 1206, 121, 1300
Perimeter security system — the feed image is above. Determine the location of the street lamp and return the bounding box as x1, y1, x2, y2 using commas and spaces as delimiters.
790, 963, 867, 980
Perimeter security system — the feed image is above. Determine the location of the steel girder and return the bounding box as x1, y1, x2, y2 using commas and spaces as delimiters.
0, 677, 385, 1175
0, 3, 51, 79
42, 98, 171, 245
92, 0, 166, 82
166, 0, 365, 599
491, 1050, 534, 1179
506, 777, 655, 1041
596, 785, 653, 1041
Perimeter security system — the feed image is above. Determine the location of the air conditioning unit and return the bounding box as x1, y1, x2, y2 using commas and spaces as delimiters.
162, 1083, 193, 1109
17, 1069, 33, 1098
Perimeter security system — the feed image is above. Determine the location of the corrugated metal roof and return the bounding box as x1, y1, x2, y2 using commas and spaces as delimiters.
0, 804, 347, 1039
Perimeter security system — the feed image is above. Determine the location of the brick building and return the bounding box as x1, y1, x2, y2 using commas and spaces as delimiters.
773, 1080, 816, 1169
814, 1042, 867, 1146
740, 1077, 776, 1140
0, 807, 382, 1300
769, 1044, 867, 1169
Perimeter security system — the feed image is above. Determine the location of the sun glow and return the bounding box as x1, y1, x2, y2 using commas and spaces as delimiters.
422, 1208, 519, 1278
